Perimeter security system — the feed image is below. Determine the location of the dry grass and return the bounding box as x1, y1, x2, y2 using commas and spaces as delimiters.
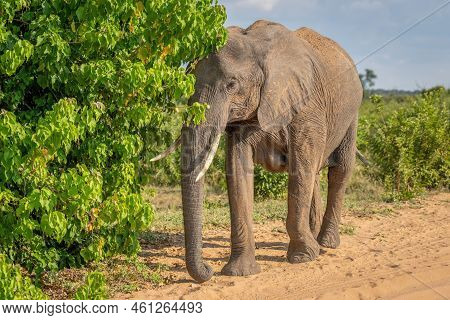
41, 255, 172, 299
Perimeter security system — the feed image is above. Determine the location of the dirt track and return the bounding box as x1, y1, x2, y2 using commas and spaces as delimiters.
117, 193, 450, 300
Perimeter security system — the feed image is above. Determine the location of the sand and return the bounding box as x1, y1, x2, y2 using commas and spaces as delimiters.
116, 193, 450, 300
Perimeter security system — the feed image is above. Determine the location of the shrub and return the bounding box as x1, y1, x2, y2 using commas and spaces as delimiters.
74, 271, 107, 300
254, 165, 288, 199
359, 89, 450, 200
0, 0, 227, 278
207, 145, 288, 199
0, 254, 47, 300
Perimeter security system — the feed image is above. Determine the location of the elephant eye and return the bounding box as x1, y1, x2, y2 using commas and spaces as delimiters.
225, 79, 239, 93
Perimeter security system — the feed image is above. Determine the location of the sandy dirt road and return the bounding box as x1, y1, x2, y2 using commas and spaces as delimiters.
117, 193, 450, 300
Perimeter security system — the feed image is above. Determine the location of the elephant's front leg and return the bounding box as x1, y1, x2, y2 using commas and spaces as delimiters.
286, 125, 323, 263
221, 128, 261, 276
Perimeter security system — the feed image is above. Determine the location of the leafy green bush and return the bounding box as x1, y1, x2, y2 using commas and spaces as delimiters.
254, 166, 288, 199
0, 254, 47, 300
0, 0, 227, 277
74, 271, 107, 300
359, 89, 450, 200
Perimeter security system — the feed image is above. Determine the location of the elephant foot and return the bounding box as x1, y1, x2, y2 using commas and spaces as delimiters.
287, 238, 320, 264
318, 223, 340, 249
221, 255, 261, 276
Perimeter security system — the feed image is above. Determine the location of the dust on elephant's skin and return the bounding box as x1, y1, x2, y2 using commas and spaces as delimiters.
171, 20, 362, 283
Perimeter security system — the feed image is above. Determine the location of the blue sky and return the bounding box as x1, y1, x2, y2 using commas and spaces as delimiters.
220, 0, 450, 90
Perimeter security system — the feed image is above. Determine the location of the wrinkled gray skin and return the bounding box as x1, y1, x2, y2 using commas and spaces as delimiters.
181, 20, 363, 283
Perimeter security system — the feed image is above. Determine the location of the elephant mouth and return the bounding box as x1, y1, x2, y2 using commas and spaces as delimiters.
228, 107, 258, 124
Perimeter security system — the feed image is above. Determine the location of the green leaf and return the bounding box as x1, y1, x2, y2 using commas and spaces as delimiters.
74, 272, 107, 300
40, 211, 67, 242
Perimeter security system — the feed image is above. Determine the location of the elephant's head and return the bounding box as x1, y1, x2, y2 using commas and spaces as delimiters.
153, 20, 320, 282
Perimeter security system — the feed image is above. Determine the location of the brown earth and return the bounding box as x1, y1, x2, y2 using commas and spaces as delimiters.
116, 193, 450, 300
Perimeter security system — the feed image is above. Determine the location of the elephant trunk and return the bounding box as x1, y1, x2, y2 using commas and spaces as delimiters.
180, 114, 226, 282
180, 149, 213, 282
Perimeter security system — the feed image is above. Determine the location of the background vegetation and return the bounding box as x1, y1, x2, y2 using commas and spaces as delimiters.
358, 88, 449, 201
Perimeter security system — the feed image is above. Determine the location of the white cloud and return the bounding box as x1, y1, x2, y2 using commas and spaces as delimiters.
236, 0, 280, 12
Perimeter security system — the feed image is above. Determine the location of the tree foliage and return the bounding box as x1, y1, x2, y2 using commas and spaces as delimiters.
359, 68, 377, 92
0, 0, 227, 275
0, 254, 48, 299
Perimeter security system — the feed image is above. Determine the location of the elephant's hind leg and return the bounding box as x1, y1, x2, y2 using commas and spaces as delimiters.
310, 174, 324, 239
318, 120, 357, 248
221, 127, 261, 277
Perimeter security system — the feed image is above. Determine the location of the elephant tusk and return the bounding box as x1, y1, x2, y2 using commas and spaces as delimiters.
150, 136, 181, 162
356, 149, 370, 166
195, 134, 221, 183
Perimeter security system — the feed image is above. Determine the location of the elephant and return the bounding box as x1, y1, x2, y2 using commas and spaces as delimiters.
152, 20, 363, 283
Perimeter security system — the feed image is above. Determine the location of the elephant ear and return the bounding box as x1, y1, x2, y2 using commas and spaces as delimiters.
257, 33, 316, 132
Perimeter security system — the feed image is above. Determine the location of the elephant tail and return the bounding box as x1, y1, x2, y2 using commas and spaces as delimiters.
356, 149, 370, 166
